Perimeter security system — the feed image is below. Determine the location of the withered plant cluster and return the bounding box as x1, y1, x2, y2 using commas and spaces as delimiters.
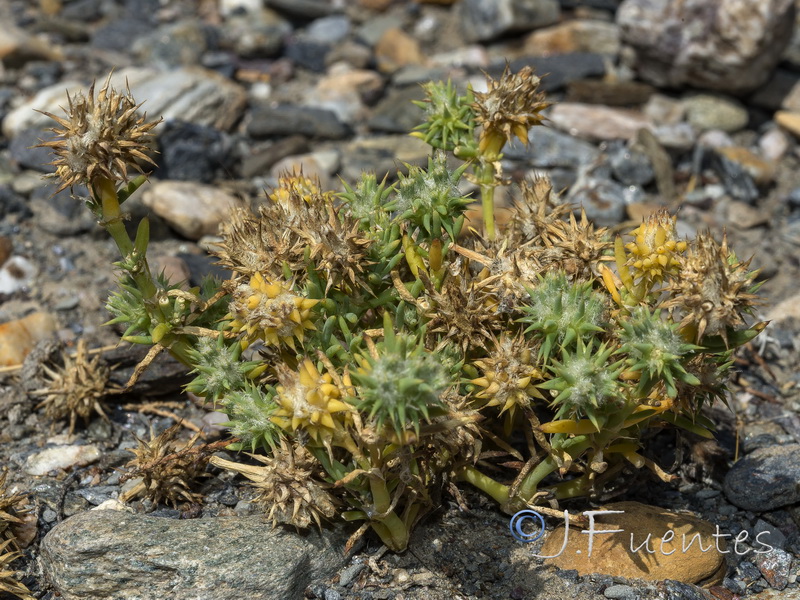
39, 68, 764, 551
0, 471, 33, 600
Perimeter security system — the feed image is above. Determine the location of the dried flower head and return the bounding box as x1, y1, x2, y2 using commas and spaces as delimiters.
506, 176, 570, 245
0, 471, 28, 549
470, 334, 545, 421
472, 65, 550, 155
33, 339, 112, 435
38, 73, 159, 193
662, 231, 761, 344
210, 442, 337, 529
417, 258, 501, 353
119, 423, 212, 508
270, 359, 354, 449
0, 539, 34, 600
226, 272, 318, 350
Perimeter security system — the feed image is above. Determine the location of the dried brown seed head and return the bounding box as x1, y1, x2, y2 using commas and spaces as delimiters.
38, 73, 160, 192
32, 339, 112, 435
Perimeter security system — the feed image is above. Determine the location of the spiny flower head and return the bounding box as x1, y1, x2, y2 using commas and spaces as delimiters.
520, 271, 607, 363
539, 337, 625, 430
662, 230, 761, 345
38, 73, 159, 193
221, 380, 284, 453
506, 176, 570, 245
226, 273, 318, 350
0, 537, 34, 600
184, 334, 266, 406
472, 64, 550, 156
120, 423, 211, 508
338, 172, 394, 231
619, 307, 701, 398
270, 359, 354, 448
470, 334, 545, 420
387, 150, 471, 241
623, 209, 687, 284
351, 324, 452, 441
269, 171, 333, 211
0, 471, 28, 549
210, 442, 337, 530
33, 339, 111, 435
411, 79, 476, 152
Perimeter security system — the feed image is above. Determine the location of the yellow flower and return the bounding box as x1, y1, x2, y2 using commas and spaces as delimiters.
226, 273, 317, 350
270, 359, 354, 446
624, 209, 687, 283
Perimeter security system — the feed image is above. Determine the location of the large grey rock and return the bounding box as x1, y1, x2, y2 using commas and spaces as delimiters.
724, 444, 800, 511
459, 0, 560, 43
504, 127, 601, 169
40, 510, 351, 600
3, 67, 247, 138
618, 0, 795, 95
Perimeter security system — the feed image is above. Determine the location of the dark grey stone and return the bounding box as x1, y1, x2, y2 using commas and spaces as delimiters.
156, 120, 233, 183
61, 0, 104, 21
661, 580, 708, 600
508, 53, 606, 92
285, 37, 331, 72
603, 584, 636, 600
248, 105, 349, 139
368, 86, 427, 134
9, 128, 58, 173
747, 69, 800, 111
566, 176, 628, 227
609, 141, 654, 187
240, 136, 309, 178
306, 15, 351, 45
708, 149, 759, 205
40, 510, 352, 600
504, 128, 601, 169
460, 0, 560, 42
268, 0, 337, 20
0, 186, 32, 220
133, 21, 209, 69
724, 444, 800, 511
91, 19, 152, 52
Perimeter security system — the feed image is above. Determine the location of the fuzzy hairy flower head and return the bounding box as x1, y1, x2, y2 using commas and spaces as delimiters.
120, 423, 211, 508
520, 271, 607, 363
270, 359, 354, 447
185, 335, 265, 405
389, 150, 471, 240
39, 74, 159, 193
471, 334, 545, 420
338, 172, 393, 231
662, 231, 761, 344
33, 339, 111, 435
352, 331, 451, 441
226, 273, 318, 350
624, 209, 687, 283
620, 307, 701, 398
411, 79, 476, 152
210, 442, 337, 530
221, 380, 283, 453
539, 337, 625, 430
472, 65, 550, 156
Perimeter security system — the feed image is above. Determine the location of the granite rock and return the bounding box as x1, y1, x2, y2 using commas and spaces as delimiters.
40, 510, 351, 600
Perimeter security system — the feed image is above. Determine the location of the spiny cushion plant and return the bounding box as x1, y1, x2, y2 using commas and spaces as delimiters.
40, 67, 766, 552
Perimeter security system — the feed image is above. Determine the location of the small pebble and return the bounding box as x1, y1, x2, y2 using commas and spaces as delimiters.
604, 583, 637, 600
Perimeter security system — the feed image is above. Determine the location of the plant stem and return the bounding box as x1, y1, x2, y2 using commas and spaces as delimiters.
457, 466, 509, 505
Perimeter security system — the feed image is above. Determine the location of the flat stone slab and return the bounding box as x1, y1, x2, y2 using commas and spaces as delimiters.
40, 509, 351, 600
